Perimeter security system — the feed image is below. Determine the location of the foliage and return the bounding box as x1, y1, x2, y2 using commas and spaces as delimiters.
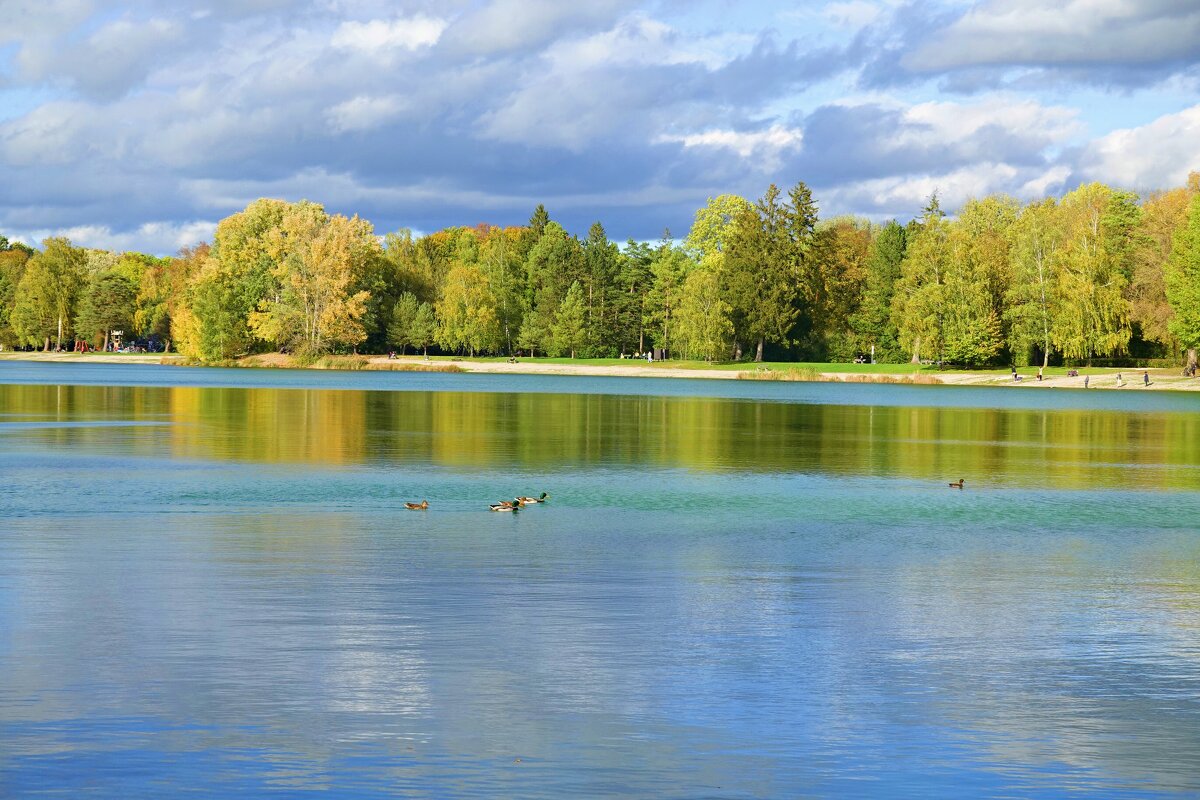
851, 220, 905, 362
10, 238, 86, 349
673, 264, 733, 361
75, 271, 137, 348
436, 261, 497, 356
723, 182, 818, 361
1166, 193, 1200, 349
550, 281, 587, 358
684, 194, 753, 262
6, 173, 1200, 368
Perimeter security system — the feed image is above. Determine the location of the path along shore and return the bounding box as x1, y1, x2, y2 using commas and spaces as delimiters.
2, 350, 1199, 391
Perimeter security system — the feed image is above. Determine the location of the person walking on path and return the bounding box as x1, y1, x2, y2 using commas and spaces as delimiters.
1084, 375, 1090, 389
1144, 371, 1151, 387
1116, 372, 1124, 388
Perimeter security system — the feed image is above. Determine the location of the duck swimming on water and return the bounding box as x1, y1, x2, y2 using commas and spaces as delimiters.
404, 500, 429, 509
948, 479, 964, 489
489, 499, 521, 512
516, 492, 549, 504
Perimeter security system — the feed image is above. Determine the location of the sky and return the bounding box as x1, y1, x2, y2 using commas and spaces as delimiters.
1, 0, 1199, 255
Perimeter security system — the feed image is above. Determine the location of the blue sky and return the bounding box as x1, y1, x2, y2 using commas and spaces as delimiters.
1, 0, 1198, 254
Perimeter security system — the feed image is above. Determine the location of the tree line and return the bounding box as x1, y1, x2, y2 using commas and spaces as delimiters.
2, 173, 1199, 367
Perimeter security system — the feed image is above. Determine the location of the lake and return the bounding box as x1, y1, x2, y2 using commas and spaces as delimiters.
2, 362, 1199, 798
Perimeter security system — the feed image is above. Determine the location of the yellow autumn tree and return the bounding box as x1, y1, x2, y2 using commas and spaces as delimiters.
249, 203, 378, 355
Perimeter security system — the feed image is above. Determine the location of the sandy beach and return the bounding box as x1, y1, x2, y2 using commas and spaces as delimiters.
3, 350, 1198, 391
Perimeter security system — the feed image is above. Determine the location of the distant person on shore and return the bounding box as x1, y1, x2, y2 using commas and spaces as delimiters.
1116, 373, 1124, 387
647, 351, 653, 363
1084, 375, 1089, 389
1037, 366, 1043, 381
1143, 371, 1151, 387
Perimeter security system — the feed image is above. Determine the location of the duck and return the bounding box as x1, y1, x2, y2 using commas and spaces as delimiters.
516, 492, 549, 504
404, 500, 429, 510
948, 479, 964, 489
489, 499, 521, 512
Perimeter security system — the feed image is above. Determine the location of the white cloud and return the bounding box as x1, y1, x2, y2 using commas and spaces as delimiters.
0, 101, 90, 166
897, 97, 1084, 149
325, 95, 407, 133
658, 125, 803, 169
906, 0, 1200, 71
818, 163, 1030, 218
331, 16, 446, 55
1078, 104, 1200, 189
10, 220, 217, 255
544, 14, 752, 71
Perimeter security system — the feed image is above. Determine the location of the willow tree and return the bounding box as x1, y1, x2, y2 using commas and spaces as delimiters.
388, 292, 421, 353
674, 261, 733, 361
643, 235, 692, 356
1166, 192, 1200, 371
436, 261, 498, 356
0, 247, 30, 347
1051, 183, 1135, 361
10, 237, 86, 350
479, 226, 526, 355
1004, 199, 1062, 367
892, 198, 949, 364
940, 223, 1003, 367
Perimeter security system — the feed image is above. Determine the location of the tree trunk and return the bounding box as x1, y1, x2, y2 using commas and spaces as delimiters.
1188, 348, 1198, 372
164, 340, 171, 354
734, 341, 742, 361
755, 337, 764, 363
43, 336, 50, 352
910, 336, 921, 364
102, 331, 109, 352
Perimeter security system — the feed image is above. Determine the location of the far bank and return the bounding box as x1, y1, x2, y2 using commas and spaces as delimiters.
2, 351, 1199, 393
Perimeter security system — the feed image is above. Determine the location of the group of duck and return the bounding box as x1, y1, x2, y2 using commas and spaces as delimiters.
403, 492, 549, 512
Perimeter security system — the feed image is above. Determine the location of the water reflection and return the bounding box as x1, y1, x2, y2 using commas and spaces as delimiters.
1, 382, 1199, 489
3, 377, 1200, 796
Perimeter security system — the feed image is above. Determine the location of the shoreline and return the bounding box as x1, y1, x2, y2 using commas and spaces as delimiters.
2, 351, 1198, 392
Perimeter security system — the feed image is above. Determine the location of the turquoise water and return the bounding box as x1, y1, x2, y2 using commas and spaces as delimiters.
2, 363, 1200, 797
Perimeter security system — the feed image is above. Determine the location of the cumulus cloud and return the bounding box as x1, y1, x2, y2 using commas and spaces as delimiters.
658, 125, 803, 170
906, 0, 1200, 72
9, 220, 217, 254
1077, 104, 1200, 190
331, 16, 447, 56
0, 0, 1197, 250
325, 95, 408, 133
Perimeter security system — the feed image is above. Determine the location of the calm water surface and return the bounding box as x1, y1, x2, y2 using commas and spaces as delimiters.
2, 362, 1199, 798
